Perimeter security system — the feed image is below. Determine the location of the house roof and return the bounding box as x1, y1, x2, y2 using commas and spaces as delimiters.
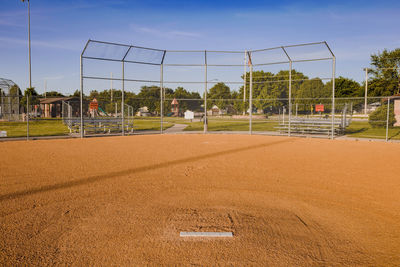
383, 94, 400, 101
40, 97, 78, 104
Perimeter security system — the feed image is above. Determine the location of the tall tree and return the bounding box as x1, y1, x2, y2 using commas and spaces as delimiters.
324, 76, 362, 98
172, 87, 201, 112
207, 82, 231, 109
324, 76, 363, 112
137, 86, 160, 114
44, 91, 64, 97
368, 48, 400, 96
20, 87, 39, 111
294, 78, 330, 112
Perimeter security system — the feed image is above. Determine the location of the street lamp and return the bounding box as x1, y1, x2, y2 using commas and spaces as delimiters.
22, 0, 31, 140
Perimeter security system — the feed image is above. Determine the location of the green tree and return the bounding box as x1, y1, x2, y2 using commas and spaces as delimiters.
294, 78, 330, 113
231, 91, 245, 114
369, 103, 395, 127
45, 91, 64, 97
171, 87, 202, 113
324, 77, 363, 112
9, 84, 22, 96
324, 76, 362, 98
207, 82, 231, 109
368, 48, 400, 96
71, 90, 82, 98
137, 86, 161, 114
20, 87, 39, 112
251, 70, 308, 112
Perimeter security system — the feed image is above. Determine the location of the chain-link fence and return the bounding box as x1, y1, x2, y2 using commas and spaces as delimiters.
1, 94, 399, 141
2, 41, 400, 141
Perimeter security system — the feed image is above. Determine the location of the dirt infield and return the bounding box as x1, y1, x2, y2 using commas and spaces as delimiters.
1, 135, 399, 265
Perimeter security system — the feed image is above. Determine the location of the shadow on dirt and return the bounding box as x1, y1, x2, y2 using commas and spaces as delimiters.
0, 138, 293, 202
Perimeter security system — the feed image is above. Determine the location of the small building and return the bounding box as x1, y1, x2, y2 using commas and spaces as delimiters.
39, 97, 83, 118
208, 105, 220, 116
136, 106, 152, 117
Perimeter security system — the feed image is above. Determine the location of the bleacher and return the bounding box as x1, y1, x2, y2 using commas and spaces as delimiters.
66, 117, 134, 134
276, 118, 348, 136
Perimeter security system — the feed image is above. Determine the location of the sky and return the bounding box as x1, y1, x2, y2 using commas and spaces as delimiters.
1, 0, 400, 95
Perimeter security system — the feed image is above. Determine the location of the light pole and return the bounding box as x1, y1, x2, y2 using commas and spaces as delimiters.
22, 0, 32, 140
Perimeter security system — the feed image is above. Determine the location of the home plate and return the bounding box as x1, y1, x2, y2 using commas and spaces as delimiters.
180, 232, 233, 237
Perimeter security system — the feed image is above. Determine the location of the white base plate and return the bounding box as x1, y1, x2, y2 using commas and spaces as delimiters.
180, 232, 233, 237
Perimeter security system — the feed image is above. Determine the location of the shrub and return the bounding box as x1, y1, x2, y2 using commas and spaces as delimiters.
369, 103, 396, 127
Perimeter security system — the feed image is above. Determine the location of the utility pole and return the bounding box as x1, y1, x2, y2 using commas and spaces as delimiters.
44, 79, 47, 98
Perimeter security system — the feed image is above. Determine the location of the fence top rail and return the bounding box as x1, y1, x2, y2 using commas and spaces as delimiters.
81, 39, 335, 65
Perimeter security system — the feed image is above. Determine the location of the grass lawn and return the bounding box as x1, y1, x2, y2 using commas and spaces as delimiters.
345, 121, 400, 140
184, 119, 279, 132
6, 116, 398, 140
0, 119, 69, 138
0, 118, 174, 138
132, 118, 173, 131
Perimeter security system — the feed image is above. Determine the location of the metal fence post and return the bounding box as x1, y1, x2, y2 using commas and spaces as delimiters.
281, 47, 292, 136
80, 55, 84, 138
248, 51, 253, 135
26, 94, 29, 140
160, 64, 164, 133
364, 68, 368, 115
288, 61, 292, 136
331, 56, 336, 139
160, 50, 166, 134
120, 46, 132, 136
122, 61, 125, 136
386, 97, 390, 142
204, 50, 208, 133
243, 50, 247, 115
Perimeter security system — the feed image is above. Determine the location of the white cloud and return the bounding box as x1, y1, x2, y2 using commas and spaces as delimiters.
130, 24, 202, 39
0, 37, 81, 51
169, 30, 201, 38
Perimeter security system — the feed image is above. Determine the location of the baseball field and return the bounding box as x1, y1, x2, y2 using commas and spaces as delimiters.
0, 134, 399, 265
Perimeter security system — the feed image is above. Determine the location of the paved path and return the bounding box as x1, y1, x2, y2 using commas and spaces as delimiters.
164, 124, 187, 133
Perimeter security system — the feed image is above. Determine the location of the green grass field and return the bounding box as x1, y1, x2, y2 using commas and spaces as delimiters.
0, 118, 173, 138
1, 117, 400, 140
0, 120, 69, 138
184, 119, 279, 132
133, 118, 173, 131
345, 121, 400, 140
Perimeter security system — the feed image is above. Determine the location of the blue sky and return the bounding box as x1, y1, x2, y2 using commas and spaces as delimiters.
1, 0, 400, 95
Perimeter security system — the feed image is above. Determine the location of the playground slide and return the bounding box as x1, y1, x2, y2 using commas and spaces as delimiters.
98, 107, 109, 116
